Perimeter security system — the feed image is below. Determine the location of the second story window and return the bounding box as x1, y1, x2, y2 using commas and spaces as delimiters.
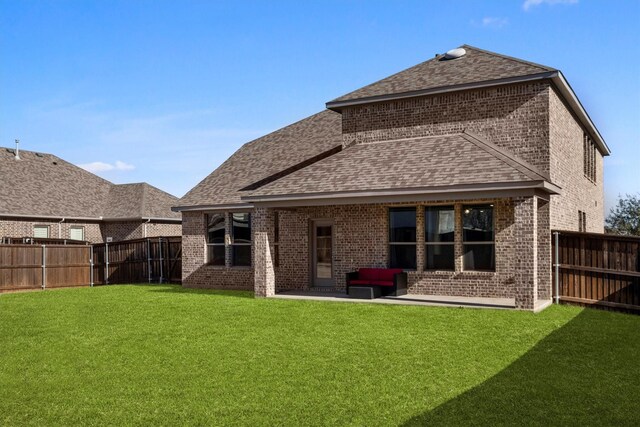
578, 210, 587, 232
389, 207, 416, 270
583, 133, 596, 182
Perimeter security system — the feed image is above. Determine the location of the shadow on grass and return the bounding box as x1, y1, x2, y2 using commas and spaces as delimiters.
402, 307, 640, 426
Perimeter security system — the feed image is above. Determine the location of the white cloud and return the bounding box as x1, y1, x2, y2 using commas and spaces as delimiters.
523, 0, 578, 11
79, 160, 135, 173
481, 17, 509, 28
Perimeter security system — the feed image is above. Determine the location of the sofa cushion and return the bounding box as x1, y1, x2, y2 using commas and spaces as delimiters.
349, 279, 373, 285
378, 268, 403, 282
358, 268, 380, 281
369, 280, 394, 287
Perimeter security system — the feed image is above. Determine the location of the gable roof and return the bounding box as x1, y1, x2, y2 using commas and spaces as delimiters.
175, 110, 343, 210
0, 147, 179, 220
329, 45, 555, 104
242, 132, 560, 205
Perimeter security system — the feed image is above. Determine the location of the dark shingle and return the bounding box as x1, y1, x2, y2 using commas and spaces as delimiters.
329, 45, 555, 104
177, 110, 343, 208
0, 148, 179, 219
245, 133, 554, 198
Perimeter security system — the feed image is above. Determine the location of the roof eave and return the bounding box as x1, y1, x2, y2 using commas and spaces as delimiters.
0, 213, 103, 221
326, 71, 557, 110
101, 217, 181, 222
172, 203, 255, 213
551, 72, 610, 155
241, 180, 562, 208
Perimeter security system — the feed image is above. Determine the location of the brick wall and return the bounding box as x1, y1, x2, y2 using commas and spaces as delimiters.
144, 222, 182, 238
181, 211, 253, 290
182, 196, 545, 306
101, 222, 143, 242
274, 200, 522, 299
0, 218, 102, 243
548, 86, 605, 232
342, 82, 551, 173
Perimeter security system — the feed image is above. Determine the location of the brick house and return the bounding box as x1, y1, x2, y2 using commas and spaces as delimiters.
0, 148, 181, 243
174, 45, 609, 310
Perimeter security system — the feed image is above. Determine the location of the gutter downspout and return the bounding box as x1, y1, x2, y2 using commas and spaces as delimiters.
554, 231, 560, 304
58, 218, 65, 240
143, 218, 151, 238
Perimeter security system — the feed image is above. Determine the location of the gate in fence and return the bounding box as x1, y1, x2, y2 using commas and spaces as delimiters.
552, 230, 640, 313
0, 237, 181, 292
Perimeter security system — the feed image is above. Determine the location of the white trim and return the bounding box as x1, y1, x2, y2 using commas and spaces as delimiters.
172, 203, 254, 212
242, 181, 561, 206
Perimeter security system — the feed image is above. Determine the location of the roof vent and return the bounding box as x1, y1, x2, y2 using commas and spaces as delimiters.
443, 47, 466, 60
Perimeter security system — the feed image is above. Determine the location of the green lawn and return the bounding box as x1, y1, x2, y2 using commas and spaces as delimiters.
0, 285, 638, 426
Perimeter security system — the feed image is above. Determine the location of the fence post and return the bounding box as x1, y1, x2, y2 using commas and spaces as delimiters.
147, 239, 152, 283
105, 242, 109, 285
90, 245, 94, 287
158, 237, 163, 284
554, 231, 560, 304
41, 244, 47, 289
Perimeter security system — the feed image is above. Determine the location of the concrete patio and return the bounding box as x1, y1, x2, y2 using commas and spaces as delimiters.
272, 290, 531, 310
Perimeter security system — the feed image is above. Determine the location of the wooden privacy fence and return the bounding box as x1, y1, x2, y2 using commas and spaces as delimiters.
0, 244, 91, 291
92, 237, 182, 285
0, 237, 181, 291
552, 230, 640, 313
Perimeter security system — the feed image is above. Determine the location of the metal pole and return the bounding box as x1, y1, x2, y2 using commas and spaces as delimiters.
554, 231, 560, 304
147, 238, 152, 283
105, 242, 109, 285
158, 237, 163, 284
41, 245, 46, 289
89, 245, 94, 287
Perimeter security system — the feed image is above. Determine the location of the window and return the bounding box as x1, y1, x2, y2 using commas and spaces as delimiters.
231, 213, 251, 266
462, 205, 495, 271
578, 210, 587, 232
69, 226, 84, 241
583, 133, 596, 182
425, 206, 455, 270
206, 213, 225, 265
389, 207, 416, 269
273, 211, 279, 267
33, 225, 49, 238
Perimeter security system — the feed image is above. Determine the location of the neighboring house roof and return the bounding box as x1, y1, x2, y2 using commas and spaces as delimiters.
0, 147, 180, 221
242, 133, 560, 205
329, 45, 555, 104
175, 110, 343, 210
102, 183, 181, 221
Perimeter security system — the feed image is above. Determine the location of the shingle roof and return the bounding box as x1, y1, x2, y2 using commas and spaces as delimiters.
103, 183, 181, 220
329, 45, 555, 105
0, 147, 179, 220
176, 110, 343, 208
244, 133, 555, 199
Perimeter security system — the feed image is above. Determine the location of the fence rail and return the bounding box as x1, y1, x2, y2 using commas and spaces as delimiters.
0, 237, 181, 292
552, 230, 640, 313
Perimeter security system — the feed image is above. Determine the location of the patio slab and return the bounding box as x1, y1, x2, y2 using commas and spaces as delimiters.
272, 290, 517, 310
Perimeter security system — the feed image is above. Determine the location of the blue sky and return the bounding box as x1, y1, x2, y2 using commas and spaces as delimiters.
1, 0, 639, 212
